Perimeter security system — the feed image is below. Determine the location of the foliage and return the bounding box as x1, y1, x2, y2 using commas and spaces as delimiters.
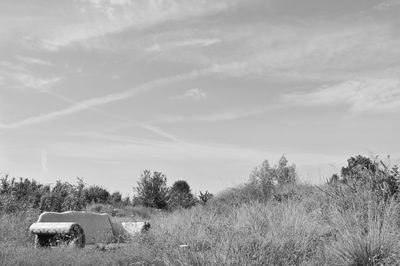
328, 155, 400, 200
110, 191, 122, 204
2, 155, 400, 265
249, 156, 296, 186
0, 174, 124, 213
198, 190, 213, 205
0, 175, 49, 213
39, 179, 86, 212
246, 156, 297, 202
134, 170, 169, 209
83, 185, 110, 204
168, 180, 196, 209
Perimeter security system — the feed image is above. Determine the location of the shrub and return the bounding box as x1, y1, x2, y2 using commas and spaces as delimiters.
246, 156, 297, 203
198, 191, 213, 205
168, 180, 196, 209
328, 155, 400, 202
249, 155, 297, 187
110, 191, 122, 204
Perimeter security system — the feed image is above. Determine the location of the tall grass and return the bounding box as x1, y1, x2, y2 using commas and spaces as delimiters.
0, 209, 39, 246
149, 188, 325, 265
2, 182, 400, 265
326, 199, 400, 265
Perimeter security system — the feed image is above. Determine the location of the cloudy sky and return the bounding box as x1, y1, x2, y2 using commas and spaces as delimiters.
1, 0, 400, 196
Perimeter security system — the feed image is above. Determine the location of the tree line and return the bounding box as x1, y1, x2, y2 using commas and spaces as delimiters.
2, 154, 398, 214
0, 170, 213, 214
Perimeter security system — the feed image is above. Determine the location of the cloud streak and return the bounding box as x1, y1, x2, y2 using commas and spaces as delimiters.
170, 88, 207, 101
59, 131, 347, 166
13, 73, 61, 92
283, 79, 400, 113
154, 107, 273, 124
16, 56, 53, 66
38, 0, 234, 51
146, 38, 220, 52
0, 59, 59, 92
45, 90, 181, 142
0, 68, 213, 130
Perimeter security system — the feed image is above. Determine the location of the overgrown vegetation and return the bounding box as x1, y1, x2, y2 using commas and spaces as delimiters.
2, 155, 400, 265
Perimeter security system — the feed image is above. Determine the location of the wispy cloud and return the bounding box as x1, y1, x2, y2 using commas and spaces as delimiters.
0, 68, 213, 130
38, 0, 234, 51
283, 79, 400, 113
59, 131, 347, 167
176, 22, 400, 83
58, 131, 269, 162
374, 0, 400, 10
170, 88, 207, 101
153, 107, 272, 124
48, 89, 181, 142
0, 60, 60, 92
146, 38, 220, 52
13, 73, 61, 92
16, 56, 52, 66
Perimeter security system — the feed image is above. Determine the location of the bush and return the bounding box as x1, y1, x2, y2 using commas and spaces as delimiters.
110, 191, 122, 204
198, 191, 213, 205
328, 155, 400, 202
168, 180, 196, 209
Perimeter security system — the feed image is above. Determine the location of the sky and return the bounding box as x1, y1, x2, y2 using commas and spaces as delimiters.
1, 0, 400, 196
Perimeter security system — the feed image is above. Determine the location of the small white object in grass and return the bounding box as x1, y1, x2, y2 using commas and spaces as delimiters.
179, 244, 189, 248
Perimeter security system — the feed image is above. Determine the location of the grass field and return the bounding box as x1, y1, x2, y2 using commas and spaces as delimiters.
2, 182, 400, 266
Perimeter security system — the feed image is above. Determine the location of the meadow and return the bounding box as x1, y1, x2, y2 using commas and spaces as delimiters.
1, 156, 400, 265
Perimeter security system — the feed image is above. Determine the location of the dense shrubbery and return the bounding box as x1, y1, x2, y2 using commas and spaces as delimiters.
0, 176, 126, 213
0, 175, 50, 213
215, 155, 298, 206
0, 169, 210, 214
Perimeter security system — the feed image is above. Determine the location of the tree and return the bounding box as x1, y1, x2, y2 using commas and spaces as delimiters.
135, 170, 169, 209
63, 178, 86, 211
249, 155, 297, 187
168, 180, 196, 209
83, 185, 110, 204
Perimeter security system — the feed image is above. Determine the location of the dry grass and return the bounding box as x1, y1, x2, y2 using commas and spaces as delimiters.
326, 200, 400, 265
2, 183, 400, 265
